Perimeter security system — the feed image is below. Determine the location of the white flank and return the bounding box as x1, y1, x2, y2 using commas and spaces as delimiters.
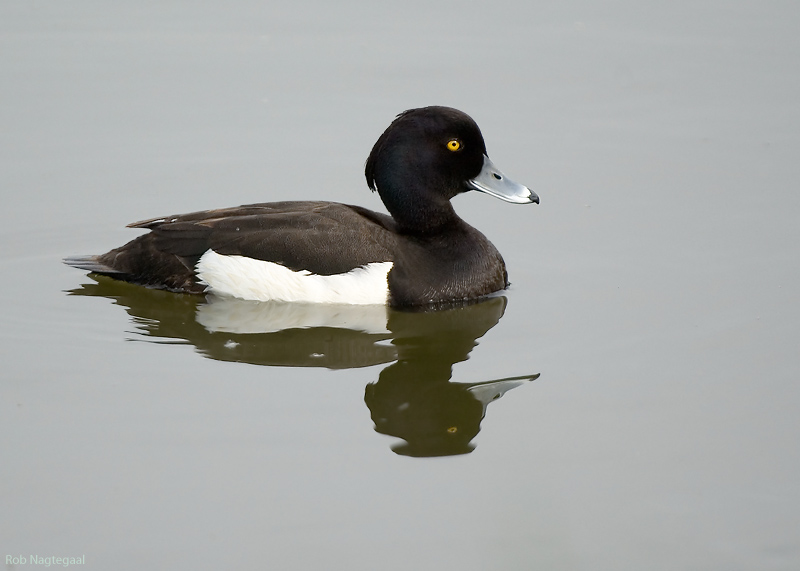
196, 250, 391, 305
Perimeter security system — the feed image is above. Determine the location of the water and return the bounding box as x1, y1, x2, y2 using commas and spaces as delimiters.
2, 1, 799, 569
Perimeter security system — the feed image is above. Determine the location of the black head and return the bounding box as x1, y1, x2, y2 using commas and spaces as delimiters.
365, 106, 536, 234
365, 106, 490, 232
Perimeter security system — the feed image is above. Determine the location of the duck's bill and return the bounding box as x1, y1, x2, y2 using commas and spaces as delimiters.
467, 155, 539, 204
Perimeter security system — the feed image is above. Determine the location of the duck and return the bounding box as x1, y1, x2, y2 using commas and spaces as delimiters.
64, 106, 538, 308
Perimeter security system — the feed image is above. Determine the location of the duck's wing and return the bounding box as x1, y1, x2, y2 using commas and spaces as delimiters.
66, 202, 398, 293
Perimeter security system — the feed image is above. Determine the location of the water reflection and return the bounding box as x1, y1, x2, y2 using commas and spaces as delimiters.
69, 277, 539, 456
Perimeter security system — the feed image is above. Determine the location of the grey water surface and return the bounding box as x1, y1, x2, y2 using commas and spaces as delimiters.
2, 1, 799, 570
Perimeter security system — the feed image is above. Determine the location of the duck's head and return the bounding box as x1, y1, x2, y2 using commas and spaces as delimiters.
365, 106, 538, 232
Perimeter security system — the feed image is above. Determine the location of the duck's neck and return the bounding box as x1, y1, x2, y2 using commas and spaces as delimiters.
380, 182, 462, 236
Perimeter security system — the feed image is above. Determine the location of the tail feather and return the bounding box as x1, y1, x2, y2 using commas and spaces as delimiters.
63, 255, 123, 275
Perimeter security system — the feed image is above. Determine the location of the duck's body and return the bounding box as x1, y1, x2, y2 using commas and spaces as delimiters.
65, 106, 538, 307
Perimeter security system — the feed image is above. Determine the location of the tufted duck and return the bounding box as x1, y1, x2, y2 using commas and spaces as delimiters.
64, 106, 538, 307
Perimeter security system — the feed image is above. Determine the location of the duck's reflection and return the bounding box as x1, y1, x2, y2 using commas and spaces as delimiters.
69, 276, 538, 456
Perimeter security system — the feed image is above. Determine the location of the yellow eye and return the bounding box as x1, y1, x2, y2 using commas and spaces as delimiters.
446, 139, 462, 152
